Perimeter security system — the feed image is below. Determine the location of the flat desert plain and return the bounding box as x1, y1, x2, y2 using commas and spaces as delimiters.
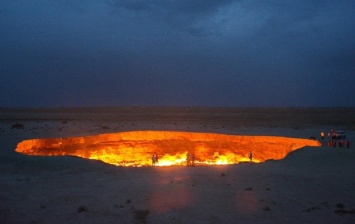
1, 107, 355, 224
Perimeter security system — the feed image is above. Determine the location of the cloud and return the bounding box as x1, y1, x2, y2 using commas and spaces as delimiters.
107, 0, 150, 11
106, 0, 237, 37
0, 0, 354, 107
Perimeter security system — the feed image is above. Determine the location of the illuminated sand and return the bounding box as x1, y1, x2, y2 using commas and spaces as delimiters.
16, 131, 321, 166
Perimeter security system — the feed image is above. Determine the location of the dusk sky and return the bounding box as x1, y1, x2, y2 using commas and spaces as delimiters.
1, 0, 354, 107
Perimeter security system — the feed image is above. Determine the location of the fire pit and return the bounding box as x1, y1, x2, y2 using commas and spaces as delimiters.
16, 131, 321, 166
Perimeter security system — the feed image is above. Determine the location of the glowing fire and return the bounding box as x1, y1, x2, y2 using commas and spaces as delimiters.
15, 131, 321, 166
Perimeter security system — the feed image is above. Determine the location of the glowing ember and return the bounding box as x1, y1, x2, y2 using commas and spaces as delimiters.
15, 131, 321, 166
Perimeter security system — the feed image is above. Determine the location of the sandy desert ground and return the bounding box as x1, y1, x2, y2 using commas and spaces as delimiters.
1, 107, 355, 224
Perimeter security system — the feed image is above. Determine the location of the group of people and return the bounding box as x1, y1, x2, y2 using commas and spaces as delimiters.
186, 152, 195, 167
321, 131, 350, 149
151, 153, 197, 167
151, 154, 159, 166
152, 151, 254, 166
327, 139, 350, 148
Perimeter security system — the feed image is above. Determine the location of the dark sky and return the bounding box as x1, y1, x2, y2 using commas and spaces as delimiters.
1, 0, 354, 107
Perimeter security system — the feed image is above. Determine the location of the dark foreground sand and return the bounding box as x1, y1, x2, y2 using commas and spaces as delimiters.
1, 107, 355, 224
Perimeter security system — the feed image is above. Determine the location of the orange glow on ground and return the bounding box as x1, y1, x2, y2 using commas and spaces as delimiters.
15, 131, 321, 166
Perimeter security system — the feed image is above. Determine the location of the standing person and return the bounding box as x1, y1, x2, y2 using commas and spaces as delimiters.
186, 152, 190, 167
191, 154, 195, 167
249, 151, 253, 162
346, 140, 350, 149
155, 154, 159, 165
152, 154, 156, 166
321, 132, 324, 140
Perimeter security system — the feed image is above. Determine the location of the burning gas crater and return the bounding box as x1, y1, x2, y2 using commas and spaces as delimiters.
16, 131, 321, 167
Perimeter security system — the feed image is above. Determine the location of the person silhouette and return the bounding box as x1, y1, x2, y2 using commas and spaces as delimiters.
186, 152, 190, 166
155, 154, 159, 164
151, 154, 156, 166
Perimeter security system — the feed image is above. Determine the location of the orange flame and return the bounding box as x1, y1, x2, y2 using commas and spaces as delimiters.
15, 131, 321, 166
